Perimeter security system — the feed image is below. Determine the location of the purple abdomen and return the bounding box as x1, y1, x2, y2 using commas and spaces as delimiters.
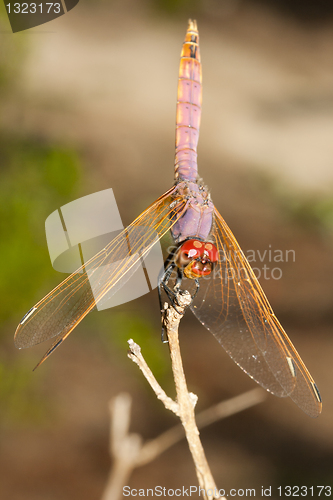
174, 20, 201, 182
172, 22, 213, 245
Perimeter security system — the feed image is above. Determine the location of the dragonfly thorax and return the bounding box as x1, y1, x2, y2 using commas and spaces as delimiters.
171, 181, 214, 244
175, 239, 218, 279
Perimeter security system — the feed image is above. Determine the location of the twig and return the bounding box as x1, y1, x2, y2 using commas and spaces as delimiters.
137, 388, 265, 466
195, 388, 265, 428
102, 292, 266, 500
101, 394, 142, 500
127, 339, 180, 416
162, 291, 222, 499
101, 387, 265, 500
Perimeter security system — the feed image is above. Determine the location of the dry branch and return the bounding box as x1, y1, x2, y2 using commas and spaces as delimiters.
162, 292, 221, 498
101, 291, 266, 500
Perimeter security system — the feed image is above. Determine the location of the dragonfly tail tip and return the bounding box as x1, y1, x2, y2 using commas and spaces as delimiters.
188, 19, 198, 32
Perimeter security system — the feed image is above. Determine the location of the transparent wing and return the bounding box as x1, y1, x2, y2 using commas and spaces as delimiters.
190, 207, 322, 417
15, 187, 188, 366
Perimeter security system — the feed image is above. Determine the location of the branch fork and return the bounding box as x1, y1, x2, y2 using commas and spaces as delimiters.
129, 291, 222, 499
102, 290, 266, 500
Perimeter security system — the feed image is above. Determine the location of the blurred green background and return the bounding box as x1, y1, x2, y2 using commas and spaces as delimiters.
0, 1, 333, 498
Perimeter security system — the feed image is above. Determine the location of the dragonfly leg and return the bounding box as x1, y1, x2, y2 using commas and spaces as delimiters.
158, 262, 176, 309
170, 270, 200, 304
158, 262, 177, 342
159, 262, 188, 342
158, 255, 200, 342
192, 278, 200, 300
174, 267, 183, 290
161, 269, 185, 313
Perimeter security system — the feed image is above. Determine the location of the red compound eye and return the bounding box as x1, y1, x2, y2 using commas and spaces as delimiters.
203, 242, 218, 262
177, 239, 203, 265
175, 239, 218, 270
182, 239, 203, 255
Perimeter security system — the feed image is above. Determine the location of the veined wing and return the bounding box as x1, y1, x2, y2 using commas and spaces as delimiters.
190, 207, 322, 417
15, 187, 188, 366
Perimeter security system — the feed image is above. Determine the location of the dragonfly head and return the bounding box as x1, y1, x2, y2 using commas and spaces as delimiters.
175, 239, 218, 279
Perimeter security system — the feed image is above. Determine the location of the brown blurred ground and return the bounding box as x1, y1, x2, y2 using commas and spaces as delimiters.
0, 1, 333, 499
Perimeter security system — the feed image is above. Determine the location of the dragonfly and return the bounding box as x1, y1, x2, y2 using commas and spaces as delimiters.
15, 20, 322, 418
